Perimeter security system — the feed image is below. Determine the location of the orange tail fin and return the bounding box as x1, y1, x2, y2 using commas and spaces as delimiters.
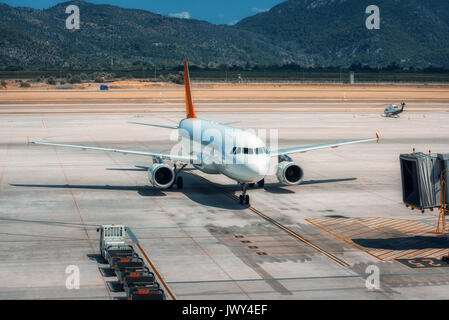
184, 60, 196, 119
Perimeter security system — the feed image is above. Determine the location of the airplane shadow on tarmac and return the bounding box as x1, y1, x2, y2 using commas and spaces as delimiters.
10, 165, 357, 210
10, 183, 166, 197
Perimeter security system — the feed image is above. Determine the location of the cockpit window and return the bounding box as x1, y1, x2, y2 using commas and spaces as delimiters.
232, 147, 267, 155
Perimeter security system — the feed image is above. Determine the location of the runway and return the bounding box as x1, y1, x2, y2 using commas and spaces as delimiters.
0, 87, 449, 299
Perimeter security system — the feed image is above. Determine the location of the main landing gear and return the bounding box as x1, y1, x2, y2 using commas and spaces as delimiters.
170, 163, 187, 190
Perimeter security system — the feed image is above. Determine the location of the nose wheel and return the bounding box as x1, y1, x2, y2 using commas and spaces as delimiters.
239, 183, 250, 205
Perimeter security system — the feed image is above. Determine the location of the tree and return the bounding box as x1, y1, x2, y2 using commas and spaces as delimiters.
166, 72, 184, 84
46, 77, 56, 85
69, 75, 82, 84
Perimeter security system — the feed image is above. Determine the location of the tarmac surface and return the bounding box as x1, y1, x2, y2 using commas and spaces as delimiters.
0, 87, 449, 299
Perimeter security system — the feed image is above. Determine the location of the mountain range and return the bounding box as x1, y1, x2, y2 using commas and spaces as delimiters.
1, 0, 448, 68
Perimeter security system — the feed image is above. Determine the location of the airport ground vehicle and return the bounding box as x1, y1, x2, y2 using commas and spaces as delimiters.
97, 224, 165, 300
98, 225, 128, 260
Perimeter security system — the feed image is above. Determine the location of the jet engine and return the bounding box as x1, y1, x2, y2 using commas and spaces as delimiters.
276, 161, 304, 185
148, 164, 175, 189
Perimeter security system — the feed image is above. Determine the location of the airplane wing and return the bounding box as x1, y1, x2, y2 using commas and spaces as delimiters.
32, 141, 195, 163
270, 133, 379, 157
128, 122, 179, 129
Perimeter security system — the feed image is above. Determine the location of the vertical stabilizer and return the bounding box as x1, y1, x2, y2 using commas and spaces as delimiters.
184, 60, 197, 119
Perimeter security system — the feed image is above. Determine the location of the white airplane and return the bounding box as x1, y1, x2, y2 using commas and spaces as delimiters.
33, 61, 379, 205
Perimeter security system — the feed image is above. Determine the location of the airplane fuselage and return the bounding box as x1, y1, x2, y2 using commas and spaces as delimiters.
178, 118, 270, 183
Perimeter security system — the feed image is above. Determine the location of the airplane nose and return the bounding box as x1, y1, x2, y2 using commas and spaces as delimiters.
244, 159, 269, 182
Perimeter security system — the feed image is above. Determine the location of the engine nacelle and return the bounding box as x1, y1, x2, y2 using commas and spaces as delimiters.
276, 161, 304, 185
148, 164, 175, 189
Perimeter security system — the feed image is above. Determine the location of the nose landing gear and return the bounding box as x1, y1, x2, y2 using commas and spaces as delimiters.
238, 179, 265, 205
239, 183, 250, 205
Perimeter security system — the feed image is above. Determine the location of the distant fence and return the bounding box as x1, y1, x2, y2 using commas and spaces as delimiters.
1, 69, 449, 84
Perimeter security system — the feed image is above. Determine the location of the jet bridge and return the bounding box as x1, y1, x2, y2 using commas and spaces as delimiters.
400, 152, 449, 234
400, 152, 442, 211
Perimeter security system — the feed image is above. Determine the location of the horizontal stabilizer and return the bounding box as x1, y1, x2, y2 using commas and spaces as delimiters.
221, 121, 240, 126
129, 122, 179, 129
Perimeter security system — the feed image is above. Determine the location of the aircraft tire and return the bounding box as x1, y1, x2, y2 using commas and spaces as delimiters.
177, 176, 183, 189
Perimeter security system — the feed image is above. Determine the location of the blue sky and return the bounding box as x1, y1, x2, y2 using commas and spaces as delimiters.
1, 0, 285, 25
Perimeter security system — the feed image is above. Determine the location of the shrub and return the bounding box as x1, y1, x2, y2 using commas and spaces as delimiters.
20, 81, 31, 88
79, 73, 88, 81
47, 77, 56, 85
69, 75, 82, 84
166, 72, 184, 84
